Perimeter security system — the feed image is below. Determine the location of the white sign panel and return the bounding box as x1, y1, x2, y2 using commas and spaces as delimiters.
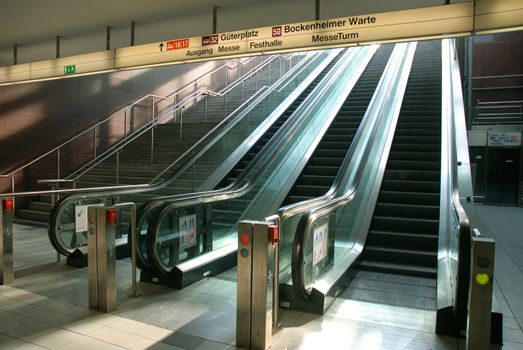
179, 214, 197, 250
488, 132, 521, 146
313, 223, 329, 266
75, 205, 88, 233
116, 3, 473, 69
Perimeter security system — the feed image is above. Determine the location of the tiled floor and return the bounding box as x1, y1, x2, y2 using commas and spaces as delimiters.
1, 206, 523, 349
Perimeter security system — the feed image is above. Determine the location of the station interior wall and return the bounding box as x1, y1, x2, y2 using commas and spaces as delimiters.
0, 59, 222, 175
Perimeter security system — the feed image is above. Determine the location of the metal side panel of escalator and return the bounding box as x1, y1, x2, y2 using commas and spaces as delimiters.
342, 40, 442, 312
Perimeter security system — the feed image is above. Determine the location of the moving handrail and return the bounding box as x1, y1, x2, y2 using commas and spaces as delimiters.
0, 56, 268, 193
43, 50, 320, 255
285, 42, 416, 299
142, 47, 378, 276
138, 48, 349, 270
439, 38, 475, 330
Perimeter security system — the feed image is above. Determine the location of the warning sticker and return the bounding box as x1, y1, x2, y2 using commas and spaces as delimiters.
313, 223, 328, 266
179, 214, 197, 250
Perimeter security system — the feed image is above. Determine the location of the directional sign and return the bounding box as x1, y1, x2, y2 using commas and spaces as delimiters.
2, 0, 523, 85
64, 65, 76, 75
116, 2, 474, 68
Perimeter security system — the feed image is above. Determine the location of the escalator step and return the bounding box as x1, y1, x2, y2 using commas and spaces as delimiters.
367, 230, 439, 251
358, 260, 437, 278
371, 216, 439, 234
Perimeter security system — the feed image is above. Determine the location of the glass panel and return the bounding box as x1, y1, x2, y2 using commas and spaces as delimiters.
53, 54, 307, 255
152, 47, 374, 271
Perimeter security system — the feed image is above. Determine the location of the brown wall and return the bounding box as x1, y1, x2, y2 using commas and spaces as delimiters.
472, 31, 523, 104
0, 59, 224, 192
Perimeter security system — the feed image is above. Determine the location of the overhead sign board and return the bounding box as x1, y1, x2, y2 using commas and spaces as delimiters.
116, 2, 473, 68
1, 0, 522, 85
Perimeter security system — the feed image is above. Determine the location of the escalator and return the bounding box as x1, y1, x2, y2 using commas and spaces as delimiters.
141, 46, 380, 288
211, 52, 345, 231
339, 41, 442, 310
283, 45, 393, 205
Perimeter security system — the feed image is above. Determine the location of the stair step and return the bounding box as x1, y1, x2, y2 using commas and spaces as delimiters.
358, 260, 437, 278
366, 230, 439, 251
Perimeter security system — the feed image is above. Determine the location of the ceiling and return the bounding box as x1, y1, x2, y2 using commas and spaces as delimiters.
0, 0, 259, 48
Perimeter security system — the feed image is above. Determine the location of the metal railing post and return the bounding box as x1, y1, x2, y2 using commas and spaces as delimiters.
0, 198, 14, 285
204, 95, 208, 122
466, 237, 496, 350
237, 220, 277, 350
224, 95, 228, 118
11, 175, 14, 194
151, 97, 156, 119
87, 206, 117, 312
57, 149, 61, 179
116, 151, 120, 185
150, 127, 155, 164
93, 128, 97, 158
124, 109, 127, 138
179, 108, 184, 140
241, 81, 245, 103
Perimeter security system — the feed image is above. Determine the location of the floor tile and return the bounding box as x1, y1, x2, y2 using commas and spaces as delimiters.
118, 334, 158, 349
63, 319, 105, 335
0, 334, 26, 350
147, 343, 185, 350
30, 328, 82, 349
89, 326, 129, 344
134, 324, 173, 341
108, 317, 147, 333
55, 335, 113, 350
5, 320, 56, 342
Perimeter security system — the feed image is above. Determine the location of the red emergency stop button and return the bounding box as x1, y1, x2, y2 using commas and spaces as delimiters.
3, 198, 14, 212
106, 209, 117, 225
269, 225, 279, 245
240, 234, 250, 245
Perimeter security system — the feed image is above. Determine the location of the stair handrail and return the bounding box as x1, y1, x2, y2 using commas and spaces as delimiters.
0, 52, 313, 200
284, 42, 416, 299
440, 38, 475, 330
0, 55, 271, 193
59, 54, 292, 184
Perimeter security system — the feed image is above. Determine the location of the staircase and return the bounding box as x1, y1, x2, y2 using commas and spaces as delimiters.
344, 41, 442, 311
15, 60, 284, 227
283, 45, 394, 205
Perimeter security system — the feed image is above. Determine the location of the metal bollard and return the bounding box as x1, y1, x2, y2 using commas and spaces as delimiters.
466, 237, 496, 350
0, 198, 14, 285
237, 221, 278, 350
88, 206, 117, 312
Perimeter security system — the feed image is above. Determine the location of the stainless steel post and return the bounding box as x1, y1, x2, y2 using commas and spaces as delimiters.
0, 198, 14, 285
466, 237, 496, 350
237, 221, 253, 349
113, 202, 138, 297
116, 151, 120, 185
150, 127, 155, 164
124, 109, 127, 137
88, 206, 117, 312
93, 128, 97, 158
50, 192, 60, 263
236, 220, 274, 350
179, 108, 183, 140
57, 149, 60, 179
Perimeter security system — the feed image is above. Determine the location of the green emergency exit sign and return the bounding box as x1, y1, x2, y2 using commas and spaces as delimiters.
64, 65, 76, 75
